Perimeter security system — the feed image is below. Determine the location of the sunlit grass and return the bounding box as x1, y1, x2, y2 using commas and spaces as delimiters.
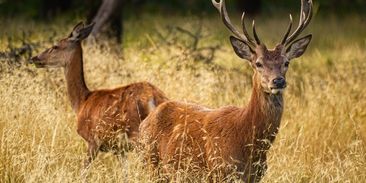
0, 13, 365, 182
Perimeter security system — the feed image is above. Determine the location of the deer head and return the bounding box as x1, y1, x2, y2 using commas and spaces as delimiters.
30, 22, 95, 68
212, 0, 313, 94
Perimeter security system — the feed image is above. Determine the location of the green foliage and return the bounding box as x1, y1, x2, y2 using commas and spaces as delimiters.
0, 0, 365, 19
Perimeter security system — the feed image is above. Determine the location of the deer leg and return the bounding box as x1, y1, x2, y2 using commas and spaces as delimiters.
247, 153, 267, 183
84, 141, 99, 168
254, 158, 268, 183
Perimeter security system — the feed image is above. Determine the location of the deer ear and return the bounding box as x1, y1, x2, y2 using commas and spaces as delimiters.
69, 22, 84, 39
229, 36, 254, 61
69, 22, 95, 42
286, 34, 312, 60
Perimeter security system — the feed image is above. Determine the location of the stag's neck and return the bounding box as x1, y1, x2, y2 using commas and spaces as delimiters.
64, 44, 90, 113
242, 72, 284, 147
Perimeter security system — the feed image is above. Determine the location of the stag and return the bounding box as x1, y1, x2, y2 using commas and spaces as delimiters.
30, 22, 168, 167
139, 0, 313, 181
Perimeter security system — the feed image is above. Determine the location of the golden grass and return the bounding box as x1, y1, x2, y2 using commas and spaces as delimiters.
0, 14, 365, 182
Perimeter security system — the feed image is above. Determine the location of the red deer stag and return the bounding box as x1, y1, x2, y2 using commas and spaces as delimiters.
30, 22, 168, 167
139, 0, 313, 181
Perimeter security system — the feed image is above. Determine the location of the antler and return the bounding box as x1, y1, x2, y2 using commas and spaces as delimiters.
281, 0, 313, 45
212, 0, 259, 47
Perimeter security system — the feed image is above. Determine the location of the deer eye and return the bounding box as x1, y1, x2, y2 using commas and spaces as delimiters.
255, 62, 263, 68
52, 45, 59, 50
284, 62, 290, 67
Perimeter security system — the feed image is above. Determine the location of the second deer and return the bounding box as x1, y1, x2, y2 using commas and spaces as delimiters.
30, 22, 168, 167
139, 0, 313, 182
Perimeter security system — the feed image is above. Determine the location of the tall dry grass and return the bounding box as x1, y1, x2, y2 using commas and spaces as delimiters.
0, 14, 365, 182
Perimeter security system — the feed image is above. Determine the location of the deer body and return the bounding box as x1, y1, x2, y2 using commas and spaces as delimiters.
140, 0, 313, 181
140, 63, 283, 181
31, 22, 168, 166
76, 82, 167, 154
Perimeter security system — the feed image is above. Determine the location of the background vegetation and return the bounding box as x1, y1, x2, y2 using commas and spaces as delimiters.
1, 0, 366, 16
0, 0, 365, 182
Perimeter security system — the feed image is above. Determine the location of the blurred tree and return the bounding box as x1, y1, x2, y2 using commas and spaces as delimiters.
0, 0, 365, 45
87, 0, 124, 43
40, 0, 72, 19
86, 0, 146, 43
1, 0, 365, 18
236, 0, 261, 15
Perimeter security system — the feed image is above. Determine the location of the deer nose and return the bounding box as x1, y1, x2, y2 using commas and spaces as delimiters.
29, 56, 39, 64
272, 77, 286, 88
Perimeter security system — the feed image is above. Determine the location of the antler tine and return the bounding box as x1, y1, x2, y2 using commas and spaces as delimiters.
211, 0, 221, 11
212, 0, 256, 46
220, 0, 249, 42
252, 20, 261, 45
284, 0, 313, 45
303, 1, 313, 26
241, 12, 255, 47
281, 14, 293, 45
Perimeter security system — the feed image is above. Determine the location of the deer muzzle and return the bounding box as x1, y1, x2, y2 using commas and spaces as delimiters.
29, 56, 45, 68
270, 77, 287, 94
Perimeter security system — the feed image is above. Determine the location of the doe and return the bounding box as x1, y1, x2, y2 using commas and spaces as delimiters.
30, 22, 168, 167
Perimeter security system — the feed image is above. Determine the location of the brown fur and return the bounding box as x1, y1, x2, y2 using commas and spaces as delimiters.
141, 0, 312, 181
140, 70, 283, 182
77, 80, 168, 166
139, 32, 312, 182
30, 22, 169, 167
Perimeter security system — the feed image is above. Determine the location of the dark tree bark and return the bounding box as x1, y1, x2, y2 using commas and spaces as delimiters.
236, 0, 261, 15
86, 0, 103, 23
89, 0, 124, 43
40, 0, 72, 19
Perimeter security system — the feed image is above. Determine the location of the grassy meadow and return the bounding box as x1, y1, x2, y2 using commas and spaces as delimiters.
0, 13, 366, 182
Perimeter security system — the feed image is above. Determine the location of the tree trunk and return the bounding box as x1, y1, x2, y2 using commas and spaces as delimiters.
89, 0, 124, 43
236, 0, 261, 15
40, 0, 72, 19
